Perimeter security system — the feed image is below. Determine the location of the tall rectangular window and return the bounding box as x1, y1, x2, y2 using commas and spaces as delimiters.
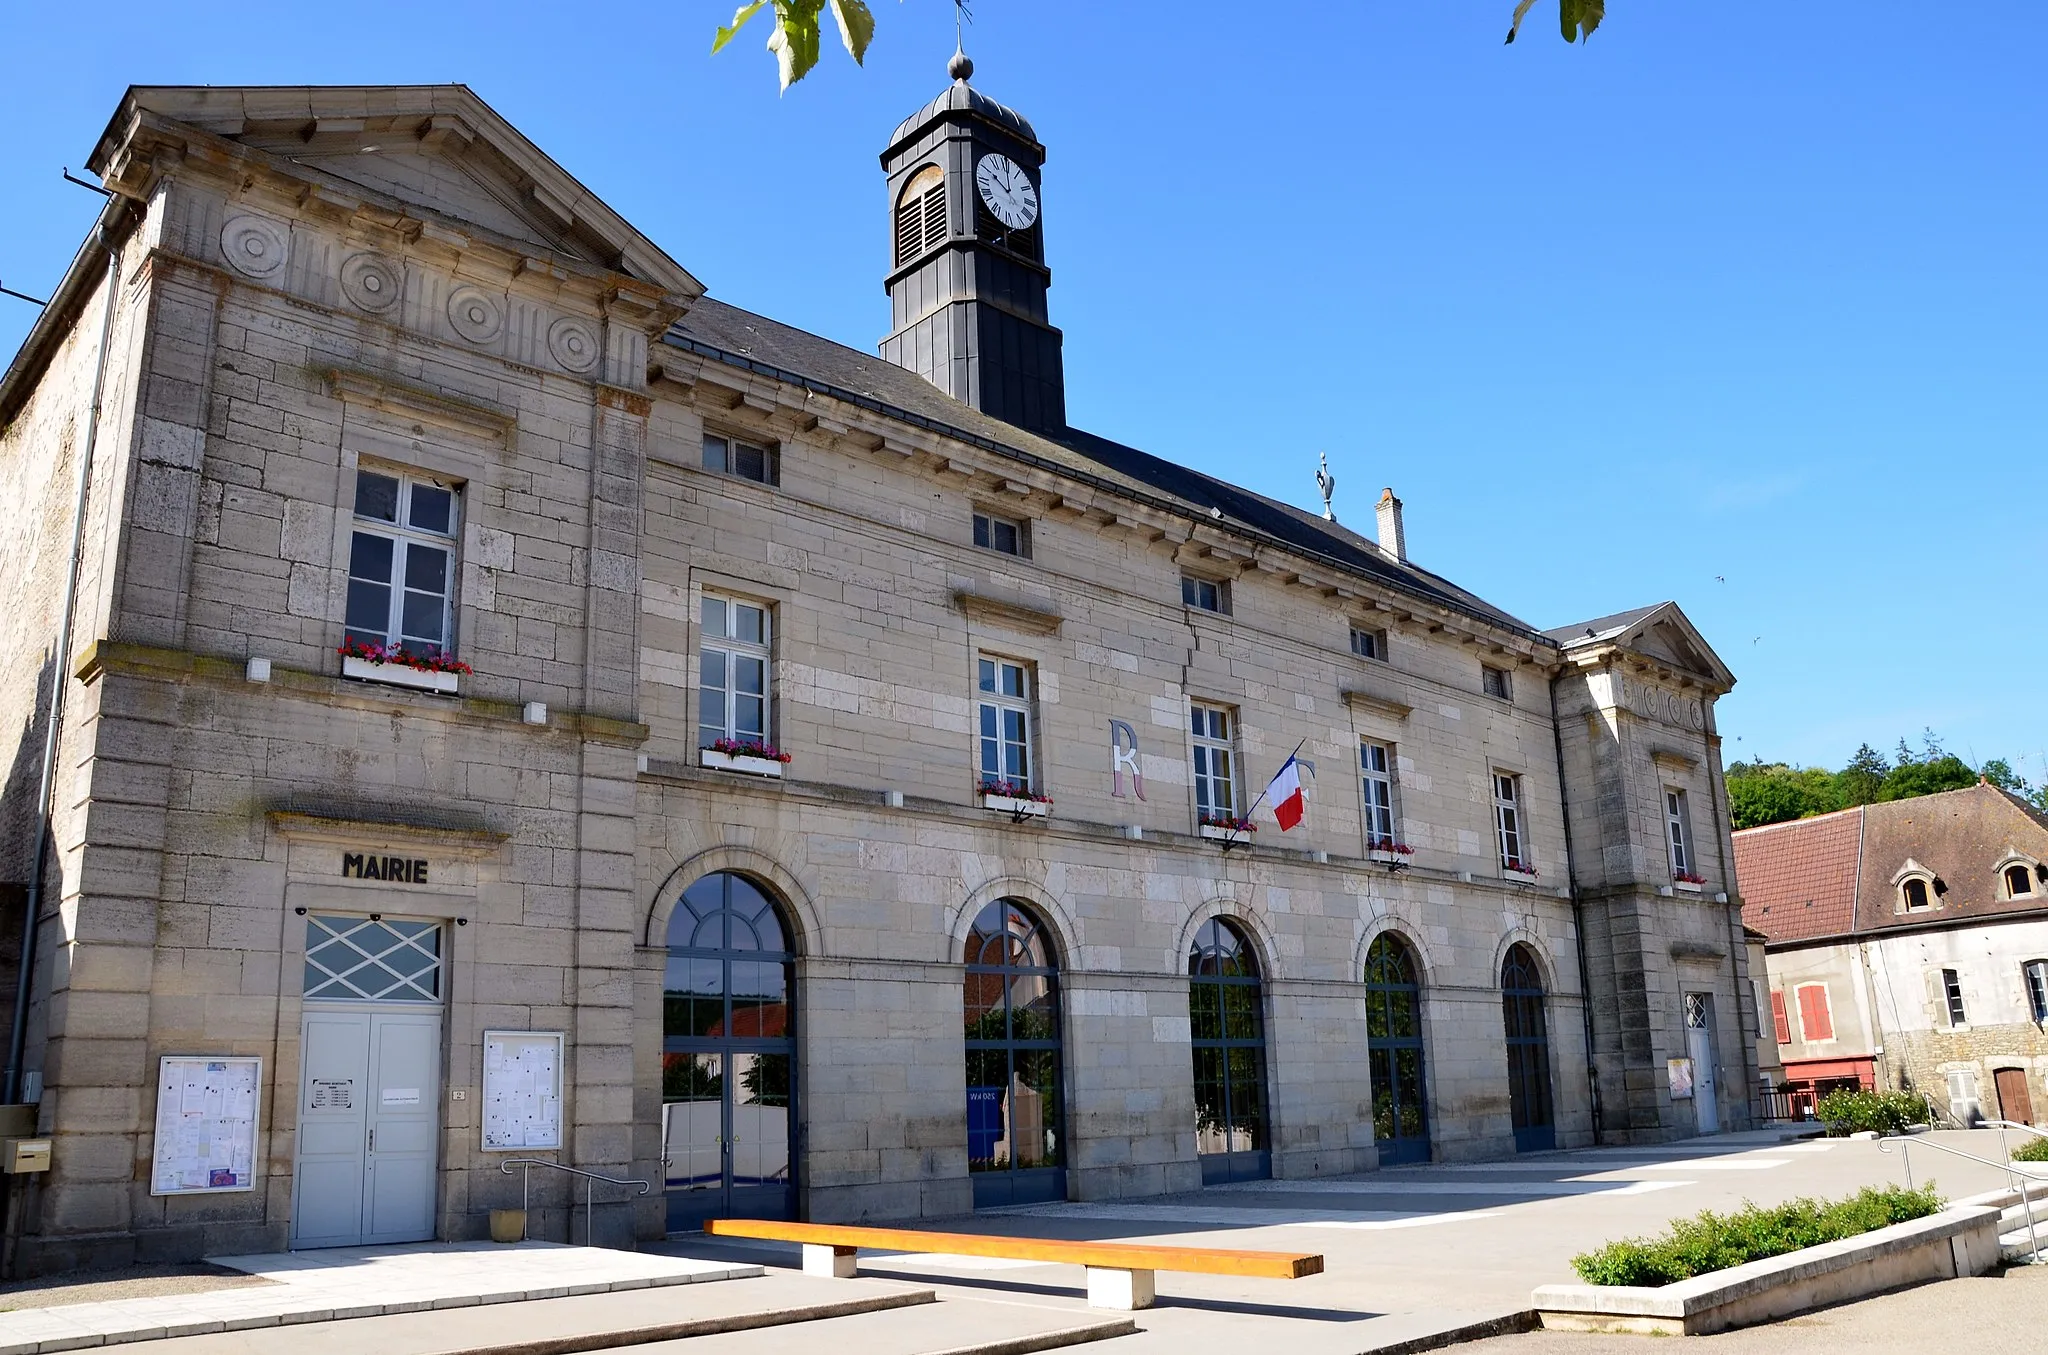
700, 594, 771, 747
1666, 788, 1693, 876
1942, 968, 1968, 1026
1770, 990, 1792, 1045
1361, 742, 1396, 848
1796, 983, 1834, 1042
1191, 704, 1238, 820
703, 432, 777, 486
2026, 960, 2048, 1025
346, 467, 460, 656
1181, 576, 1227, 614
1494, 772, 1526, 870
976, 657, 1035, 790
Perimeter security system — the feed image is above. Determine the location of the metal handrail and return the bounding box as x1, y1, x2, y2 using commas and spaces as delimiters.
499, 1157, 652, 1247
1983, 1119, 2048, 1142
1876, 1132, 2047, 1265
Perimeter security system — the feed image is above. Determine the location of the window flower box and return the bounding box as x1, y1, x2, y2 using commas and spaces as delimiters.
979, 781, 1051, 820
1369, 840, 1415, 868
1504, 861, 1542, 883
701, 740, 791, 778
1200, 815, 1256, 845
1673, 872, 1706, 895
337, 638, 469, 695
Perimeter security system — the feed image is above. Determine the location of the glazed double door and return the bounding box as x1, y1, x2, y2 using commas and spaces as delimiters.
662, 1050, 793, 1230
292, 1007, 442, 1248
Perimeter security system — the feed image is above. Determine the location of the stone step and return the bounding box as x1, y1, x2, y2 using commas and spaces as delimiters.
112, 1273, 940, 1355
1997, 1221, 2048, 1264
628, 1296, 1138, 1355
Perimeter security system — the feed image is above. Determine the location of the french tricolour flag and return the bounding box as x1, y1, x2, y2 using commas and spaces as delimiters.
1265, 756, 1306, 832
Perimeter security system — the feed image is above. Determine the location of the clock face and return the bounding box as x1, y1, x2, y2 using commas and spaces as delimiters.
975, 154, 1039, 231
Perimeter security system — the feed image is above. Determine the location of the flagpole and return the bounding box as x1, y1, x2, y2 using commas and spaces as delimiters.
1235, 736, 1310, 824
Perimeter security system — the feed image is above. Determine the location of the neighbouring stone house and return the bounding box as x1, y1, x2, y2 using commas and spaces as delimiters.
1739, 782, 2048, 1126
0, 79, 1750, 1273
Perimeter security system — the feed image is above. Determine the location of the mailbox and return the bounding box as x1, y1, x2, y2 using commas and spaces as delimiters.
3, 1138, 51, 1174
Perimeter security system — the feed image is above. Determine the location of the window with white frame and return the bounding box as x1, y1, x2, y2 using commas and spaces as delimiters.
1482, 664, 1513, 701
1901, 876, 1934, 911
973, 509, 1029, 558
2024, 960, 2048, 1025
976, 657, 1035, 791
699, 594, 771, 747
703, 431, 777, 486
1361, 742, 1396, 849
1181, 575, 1228, 614
1349, 626, 1387, 661
1493, 771, 1528, 870
1191, 703, 1238, 821
345, 467, 460, 656
1666, 788, 1693, 877
2004, 863, 2038, 900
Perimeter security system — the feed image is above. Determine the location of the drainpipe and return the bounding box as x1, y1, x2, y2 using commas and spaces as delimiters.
1549, 671, 1603, 1145
1703, 702, 1753, 1126
4, 225, 123, 1104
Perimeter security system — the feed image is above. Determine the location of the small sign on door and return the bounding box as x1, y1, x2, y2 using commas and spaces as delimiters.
310, 1079, 354, 1111
381, 1087, 421, 1107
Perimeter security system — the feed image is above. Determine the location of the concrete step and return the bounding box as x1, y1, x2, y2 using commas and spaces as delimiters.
114, 1273, 940, 1355
630, 1296, 1137, 1355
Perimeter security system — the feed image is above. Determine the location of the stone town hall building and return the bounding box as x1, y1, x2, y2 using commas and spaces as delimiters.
0, 79, 1752, 1271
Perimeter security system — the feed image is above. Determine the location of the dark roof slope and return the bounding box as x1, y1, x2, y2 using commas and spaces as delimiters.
666, 297, 1543, 638
1543, 606, 1662, 646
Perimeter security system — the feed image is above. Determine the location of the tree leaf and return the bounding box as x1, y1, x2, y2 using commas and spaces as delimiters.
712, 1, 767, 54
1505, 0, 1538, 43
1559, 0, 1604, 43
828, 0, 875, 64
768, 0, 826, 91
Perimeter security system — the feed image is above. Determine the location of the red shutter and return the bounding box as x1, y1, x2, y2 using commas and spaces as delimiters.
1771, 991, 1792, 1045
1797, 985, 1834, 1042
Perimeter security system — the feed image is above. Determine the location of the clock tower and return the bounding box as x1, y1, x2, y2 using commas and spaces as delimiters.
880, 50, 1065, 435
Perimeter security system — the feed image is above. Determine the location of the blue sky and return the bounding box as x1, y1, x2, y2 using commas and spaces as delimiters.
3, 3, 2042, 779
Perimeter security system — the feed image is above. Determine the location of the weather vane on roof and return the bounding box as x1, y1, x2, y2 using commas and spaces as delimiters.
950, 0, 975, 80
1316, 451, 1337, 522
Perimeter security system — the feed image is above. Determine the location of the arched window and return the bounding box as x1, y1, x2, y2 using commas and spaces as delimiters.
1190, 918, 1270, 1183
661, 872, 796, 1229
1902, 877, 1932, 911
963, 900, 1066, 1207
894, 164, 947, 267
1501, 943, 1555, 1153
2005, 864, 2036, 900
1365, 933, 1429, 1164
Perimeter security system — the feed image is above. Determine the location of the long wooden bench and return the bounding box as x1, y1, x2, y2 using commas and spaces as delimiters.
703, 1218, 1323, 1310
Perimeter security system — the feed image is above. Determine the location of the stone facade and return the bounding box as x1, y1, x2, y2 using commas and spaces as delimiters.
0, 85, 1750, 1273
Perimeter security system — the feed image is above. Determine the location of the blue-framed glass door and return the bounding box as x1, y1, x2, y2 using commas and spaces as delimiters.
1366, 934, 1430, 1166
1502, 945, 1555, 1153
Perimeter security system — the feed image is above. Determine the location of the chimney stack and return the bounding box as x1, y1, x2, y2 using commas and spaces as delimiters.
1376, 488, 1406, 564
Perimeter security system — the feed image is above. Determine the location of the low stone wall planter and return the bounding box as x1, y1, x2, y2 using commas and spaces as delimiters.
341, 655, 459, 694
1531, 1204, 2002, 1336
700, 749, 785, 778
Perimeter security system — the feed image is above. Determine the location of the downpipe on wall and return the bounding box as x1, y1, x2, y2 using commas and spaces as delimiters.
1549, 674, 1603, 1145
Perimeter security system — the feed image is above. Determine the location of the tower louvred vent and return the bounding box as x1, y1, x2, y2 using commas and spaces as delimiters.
894, 165, 948, 267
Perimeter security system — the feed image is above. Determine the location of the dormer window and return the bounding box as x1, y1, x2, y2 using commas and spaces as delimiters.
894, 164, 948, 267
1894, 860, 1941, 913
2000, 859, 2041, 900
1902, 878, 1932, 911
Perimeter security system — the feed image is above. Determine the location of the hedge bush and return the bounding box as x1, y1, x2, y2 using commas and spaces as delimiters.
1815, 1088, 1931, 1137
1570, 1185, 1946, 1287
2009, 1134, 2048, 1163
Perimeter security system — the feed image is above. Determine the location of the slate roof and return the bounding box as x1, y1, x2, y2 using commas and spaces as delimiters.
1543, 606, 1663, 648
1738, 783, 2048, 946
888, 79, 1039, 151
665, 297, 1545, 640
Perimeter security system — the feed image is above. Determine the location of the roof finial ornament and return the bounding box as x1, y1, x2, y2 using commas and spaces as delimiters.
1316, 451, 1337, 522
949, 0, 974, 82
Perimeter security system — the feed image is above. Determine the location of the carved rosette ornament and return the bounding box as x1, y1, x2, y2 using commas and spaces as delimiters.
219, 215, 290, 279
445, 284, 504, 344
338, 252, 403, 314
547, 317, 600, 374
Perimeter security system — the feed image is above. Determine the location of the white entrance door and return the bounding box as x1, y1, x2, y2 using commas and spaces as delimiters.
293, 1008, 442, 1247
1685, 993, 1720, 1135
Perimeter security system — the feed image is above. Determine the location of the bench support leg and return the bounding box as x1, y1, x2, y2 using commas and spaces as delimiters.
802, 1243, 859, 1279
1085, 1267, 1155, 1310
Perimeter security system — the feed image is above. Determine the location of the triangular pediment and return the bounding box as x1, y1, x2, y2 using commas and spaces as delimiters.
90, 85, 702, 304
1554, 601, 1736, 691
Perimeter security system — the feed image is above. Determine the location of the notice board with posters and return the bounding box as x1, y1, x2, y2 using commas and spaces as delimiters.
481, 1030, 564, 1151
150, 1056, 262, 1195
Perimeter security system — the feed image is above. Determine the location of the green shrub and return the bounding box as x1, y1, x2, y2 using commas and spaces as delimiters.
1815, 1088, 1931, 1137
2009, 1134, 2048, 1163
1570, 1185, 1946, 1287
